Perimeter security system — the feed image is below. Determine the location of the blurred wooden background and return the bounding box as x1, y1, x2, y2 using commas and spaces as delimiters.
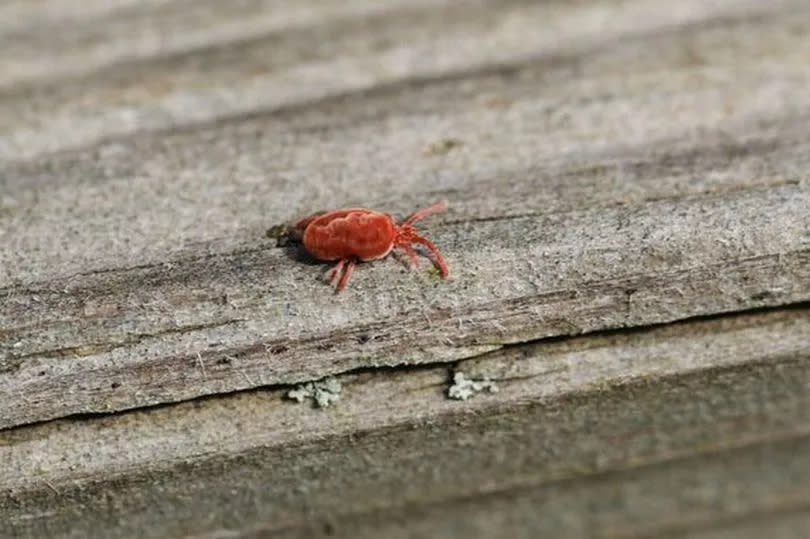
2, 1, 809, 537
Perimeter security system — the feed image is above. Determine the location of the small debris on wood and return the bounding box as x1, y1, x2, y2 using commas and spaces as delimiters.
423, 138, 463, 156
481, 96, 513, 109
447, 371, 498, 401
286, 377, 342, 408
265, 223, 296, 247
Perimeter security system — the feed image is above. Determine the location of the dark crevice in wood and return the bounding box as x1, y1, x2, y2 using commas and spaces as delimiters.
2, 300, 807, 436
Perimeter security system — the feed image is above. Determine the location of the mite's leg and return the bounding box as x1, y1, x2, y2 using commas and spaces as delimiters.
411, 235, 450, 278
327, 259, 346, 286
400, 244, 421, 269
336, 259, 357, 292
403, 200, 448, 226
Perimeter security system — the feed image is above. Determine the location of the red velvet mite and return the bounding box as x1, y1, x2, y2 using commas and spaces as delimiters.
294, 200, 450, 292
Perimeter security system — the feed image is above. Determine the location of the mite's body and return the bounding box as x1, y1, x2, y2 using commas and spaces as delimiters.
294, 201, 450, 292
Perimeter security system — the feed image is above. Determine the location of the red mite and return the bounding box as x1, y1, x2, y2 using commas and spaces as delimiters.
293, 200, 450, 292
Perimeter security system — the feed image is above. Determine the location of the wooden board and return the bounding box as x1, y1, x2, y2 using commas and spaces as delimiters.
1, 0, 809, 537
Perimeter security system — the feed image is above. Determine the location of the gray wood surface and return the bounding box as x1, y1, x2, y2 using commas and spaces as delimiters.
1, 1, 809, 537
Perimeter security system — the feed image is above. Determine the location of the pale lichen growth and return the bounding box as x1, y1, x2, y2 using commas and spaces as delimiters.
287, 377, 342, 408
447, 372, 499, 400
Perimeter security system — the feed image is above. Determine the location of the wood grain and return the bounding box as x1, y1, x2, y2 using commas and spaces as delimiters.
3, 307, 810, 537
1, 0, 809, 537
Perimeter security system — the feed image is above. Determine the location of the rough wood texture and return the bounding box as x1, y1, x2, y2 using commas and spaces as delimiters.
1, 1, 809, 537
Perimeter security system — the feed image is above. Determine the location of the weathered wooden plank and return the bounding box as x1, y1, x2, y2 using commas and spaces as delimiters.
270, 438, 810, 539
27, 435, 810, 539
2, 307, 809, 537
1, 0, 809, 430
2, 185, 807, 429
0, 0, 424, 89
0, 0, 804, 160
2, 0, 810, 536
